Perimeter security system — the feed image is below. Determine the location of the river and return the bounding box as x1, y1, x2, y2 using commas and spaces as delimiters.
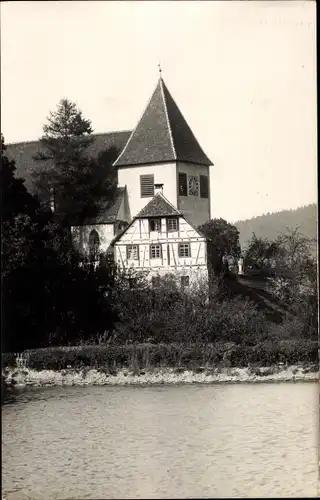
2, 382, 319, 499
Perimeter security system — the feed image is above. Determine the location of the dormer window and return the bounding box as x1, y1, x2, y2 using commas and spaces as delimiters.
149, 218, 161, 232
167, 218, 178, 232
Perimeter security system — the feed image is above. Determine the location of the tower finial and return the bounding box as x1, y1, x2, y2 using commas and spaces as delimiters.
158, 62, 162, 78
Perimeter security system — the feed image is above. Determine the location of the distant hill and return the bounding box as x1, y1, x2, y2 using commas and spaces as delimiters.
234, 204, 317, 251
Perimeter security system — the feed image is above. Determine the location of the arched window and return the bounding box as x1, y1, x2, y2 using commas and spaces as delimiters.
89, 229, 100, 262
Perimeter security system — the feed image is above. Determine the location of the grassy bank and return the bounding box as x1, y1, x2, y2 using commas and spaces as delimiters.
2, 340, 318, 372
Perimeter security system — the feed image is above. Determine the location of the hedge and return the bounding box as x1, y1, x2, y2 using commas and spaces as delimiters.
2, 340, 318, 371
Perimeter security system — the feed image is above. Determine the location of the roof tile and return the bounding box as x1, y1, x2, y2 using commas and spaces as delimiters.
114, 78, 212, 167
136, 192, 181, 218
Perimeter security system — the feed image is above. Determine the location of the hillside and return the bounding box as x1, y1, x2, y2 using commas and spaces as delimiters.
234, 204, 317, 251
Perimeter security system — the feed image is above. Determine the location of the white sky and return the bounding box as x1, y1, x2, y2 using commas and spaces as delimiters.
1, 1, 317, 222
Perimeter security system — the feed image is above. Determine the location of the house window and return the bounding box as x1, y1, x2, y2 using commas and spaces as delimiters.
149, 218, 161, 232
178, 243, 191, 258
152, 276, 161, 287
200, 175, 209, 198
181, 276, 190, 287
167, 218, 178, 232
178, 173, 188, 196
140, 174, 154, 198
127, 245, 139, 260
188, 175, 199, 196
88, 229, 100, 261
150, 244, 162, 259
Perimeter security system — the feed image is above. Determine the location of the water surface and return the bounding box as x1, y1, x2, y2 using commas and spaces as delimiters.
2, 382, 319, 499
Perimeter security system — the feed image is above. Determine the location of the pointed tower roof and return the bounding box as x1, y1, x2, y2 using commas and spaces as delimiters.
114, 77, 212, 167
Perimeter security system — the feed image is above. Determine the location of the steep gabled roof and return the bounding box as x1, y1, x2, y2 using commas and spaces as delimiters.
6, 131, 131, 194
82, 187, 127, 225
114, 78, 212, 168
111, 192, 207, 246
137, 192, 181, 218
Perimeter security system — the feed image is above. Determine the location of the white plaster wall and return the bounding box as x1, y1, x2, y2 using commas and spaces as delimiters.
117, 188, 131, 223
117, 162, 177, 217
71, 223, 115, 254
177, 161, 211, 227
113, 215, 207, 271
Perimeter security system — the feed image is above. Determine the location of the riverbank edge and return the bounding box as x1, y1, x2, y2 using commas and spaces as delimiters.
2, 365, 319, 388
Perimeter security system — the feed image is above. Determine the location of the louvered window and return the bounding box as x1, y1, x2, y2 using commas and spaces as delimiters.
178, 243, 191, 258
127, 245, 139, 260
150, 244, 162, 259
200, 175, 209, 198
178, 173, 187, 196
140, 174, 154, 198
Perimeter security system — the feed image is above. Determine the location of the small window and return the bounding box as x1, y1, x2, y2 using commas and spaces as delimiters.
200, 175, 209, 198
149, 218, 161, 232
178, 173, 187, 196
188, 175, 199, 196
140, 174, 154, 198
89, 229, 100, 261
181, 276, 190, 287
152, 276, 161, 288
127, 245, 139, 260
167, 218, 178, 232
178, 243, 191, 258
150, 244, 162, 259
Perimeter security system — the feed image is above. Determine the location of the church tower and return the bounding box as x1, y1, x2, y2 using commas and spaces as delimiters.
114, 75, 213, 228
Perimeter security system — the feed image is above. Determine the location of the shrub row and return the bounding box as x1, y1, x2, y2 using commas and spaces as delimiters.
2, 340, 318, 371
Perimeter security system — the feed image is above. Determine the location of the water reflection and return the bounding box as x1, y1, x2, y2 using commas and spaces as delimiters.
2, 383, 319, 499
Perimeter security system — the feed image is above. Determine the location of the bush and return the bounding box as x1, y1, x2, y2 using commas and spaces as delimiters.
2, 340, 318, 372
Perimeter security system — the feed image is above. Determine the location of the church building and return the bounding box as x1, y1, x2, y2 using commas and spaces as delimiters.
7, 74, 213, 286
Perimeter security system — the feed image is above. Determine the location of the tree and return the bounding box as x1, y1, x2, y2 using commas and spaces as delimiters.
268, 227, 318, 338
1, 134, 40, 224
243, 233, 278, 272
1, 134, 118, 352
33, 98, 118, 226
198, 218, 241, 275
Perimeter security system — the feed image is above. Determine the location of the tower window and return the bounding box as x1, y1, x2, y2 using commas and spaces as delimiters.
167, 218, 178, 232
178, 243, 191, 258
127, 245, 139, 260
200, 175, 209, 198
188, 175, 199, 196
149, 218, 161, 232
140, 174, 154, 198
150, 244, 162, 259
178, 173, 188, 196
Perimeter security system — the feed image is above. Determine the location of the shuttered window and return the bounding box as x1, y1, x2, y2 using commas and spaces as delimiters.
200, 175, 209, 198
140, 174, 154, 198
178, 173, 187, 196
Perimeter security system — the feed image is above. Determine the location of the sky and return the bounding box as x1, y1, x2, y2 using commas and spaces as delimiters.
1, 1, 317, 222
